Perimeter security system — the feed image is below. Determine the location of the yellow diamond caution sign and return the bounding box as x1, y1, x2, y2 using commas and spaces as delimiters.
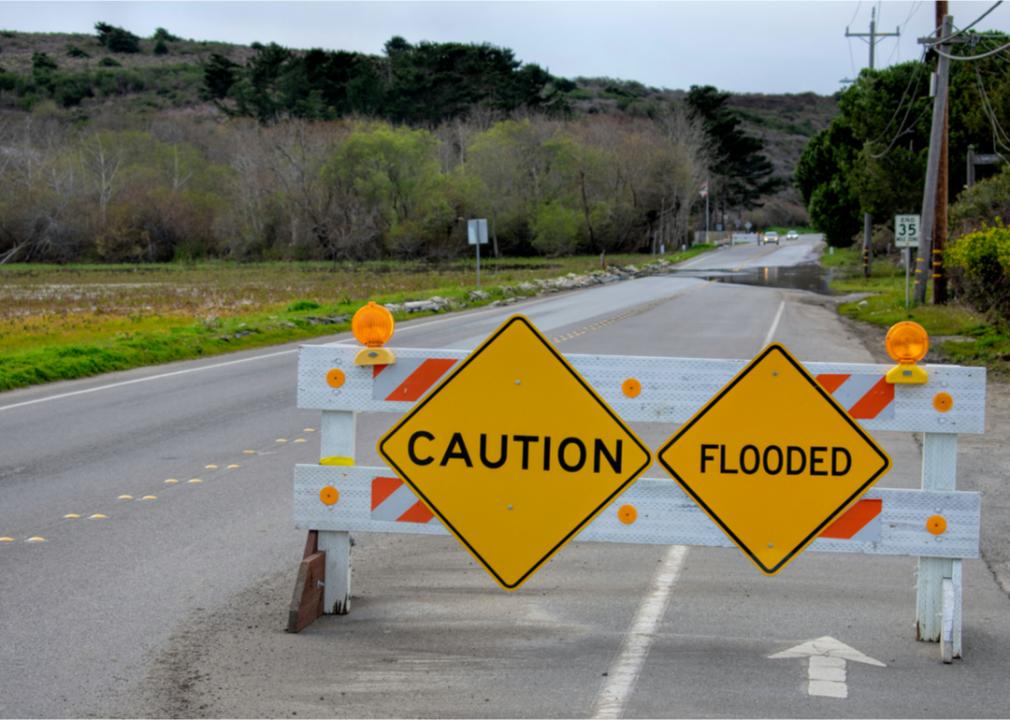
657, 343, 891, 575
378, 315, 652, 590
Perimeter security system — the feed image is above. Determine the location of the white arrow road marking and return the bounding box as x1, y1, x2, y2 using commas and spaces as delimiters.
769, 636, 885, 699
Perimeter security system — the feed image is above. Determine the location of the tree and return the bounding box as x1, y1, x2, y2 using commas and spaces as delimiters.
686, 85, 780, 212
95, 22, 141, 54
203, 53, 239, 100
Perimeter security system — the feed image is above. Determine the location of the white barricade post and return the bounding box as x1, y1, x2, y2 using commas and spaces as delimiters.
288, 331, 985, 663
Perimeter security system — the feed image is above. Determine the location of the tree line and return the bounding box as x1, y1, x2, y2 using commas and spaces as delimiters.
0, 110, 713, 263
204, 36, 574, 125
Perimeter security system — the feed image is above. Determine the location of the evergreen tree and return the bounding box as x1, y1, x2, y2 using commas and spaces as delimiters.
686, 85, 780, 210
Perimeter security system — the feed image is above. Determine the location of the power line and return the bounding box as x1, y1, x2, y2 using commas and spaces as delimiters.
922, 0, 1003, 46
933, 38, 1010, 61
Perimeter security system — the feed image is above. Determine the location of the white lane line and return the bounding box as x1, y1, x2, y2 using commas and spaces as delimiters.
763, 299, 786, 347
593, 545, 688, 719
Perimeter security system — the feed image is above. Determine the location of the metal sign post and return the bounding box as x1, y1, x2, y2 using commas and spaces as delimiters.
467, 218, 489, 288
895, 214, 920, 309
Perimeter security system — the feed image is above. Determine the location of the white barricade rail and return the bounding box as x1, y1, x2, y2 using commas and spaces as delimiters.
291, 343, 986, 663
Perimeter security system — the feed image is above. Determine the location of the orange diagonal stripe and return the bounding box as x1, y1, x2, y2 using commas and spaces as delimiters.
816, 373, 850, 394
398, 501, 434, 524
385, 358, 457, 401
820, 498, 882, 539
371, 476, 404, 510
847, 377, 894, 419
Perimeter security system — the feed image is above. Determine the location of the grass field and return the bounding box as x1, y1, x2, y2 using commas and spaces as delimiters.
825, 247, 1009, 375
0, 250, 710, 392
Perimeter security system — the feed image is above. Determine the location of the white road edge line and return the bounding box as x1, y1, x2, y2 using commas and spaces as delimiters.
593, 545, 688, 719
763, 299, 786, 347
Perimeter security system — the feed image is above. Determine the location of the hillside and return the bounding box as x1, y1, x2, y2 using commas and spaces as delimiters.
0, 26, 839, 262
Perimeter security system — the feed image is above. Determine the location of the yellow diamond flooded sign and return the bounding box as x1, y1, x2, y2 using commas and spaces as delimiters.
657, 343, 891, 575
378, 315, 651, 590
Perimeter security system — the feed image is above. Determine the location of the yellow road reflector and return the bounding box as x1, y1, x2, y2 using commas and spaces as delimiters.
0, 536, 15, 543
243, 449, 257, 455
304, 427, 316, 433
227, 464, 240, 469
294, 438, 307, 443
326, 368, 346, 388
205, 464, 219, 470
187, 478, 202, 484
118, 495, 134, 501
88, 513, 108, 520
933, 392, 953, 413
25, 536, 46, 543
927, 514, 948, 535
164, 478, 179, 485
63, 513, 81, 519
276, 438, 288, 443
141, 495, 157, 501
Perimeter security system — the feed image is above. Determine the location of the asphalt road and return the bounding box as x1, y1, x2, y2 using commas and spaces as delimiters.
1, 235, 1008, 718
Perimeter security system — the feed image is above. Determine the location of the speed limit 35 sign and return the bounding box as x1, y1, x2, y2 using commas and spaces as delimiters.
895, 214, 920, 248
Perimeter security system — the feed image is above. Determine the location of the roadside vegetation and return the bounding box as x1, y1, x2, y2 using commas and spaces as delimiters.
825, 236, 1010, 376
0, 248, 711, 391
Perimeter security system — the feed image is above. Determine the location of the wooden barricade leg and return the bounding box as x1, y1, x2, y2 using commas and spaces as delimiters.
916, 433, 958, 648
287, 531, 325, 633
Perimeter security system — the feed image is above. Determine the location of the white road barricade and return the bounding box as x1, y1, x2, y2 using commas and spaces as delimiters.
291, 343, 985, 663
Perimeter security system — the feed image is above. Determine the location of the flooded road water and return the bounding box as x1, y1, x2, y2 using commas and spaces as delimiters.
670, 263, 833, 295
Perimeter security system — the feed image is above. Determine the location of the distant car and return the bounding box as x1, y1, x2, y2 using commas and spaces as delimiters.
761, 231, 780, 245
785, 230, 799, 240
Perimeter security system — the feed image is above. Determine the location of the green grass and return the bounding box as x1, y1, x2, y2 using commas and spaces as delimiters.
825, 248, 1009, 374
0, 248, 712, 392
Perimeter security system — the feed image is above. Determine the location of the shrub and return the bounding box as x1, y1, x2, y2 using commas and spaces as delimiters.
946, 220, 1010, 326
99, 57, 121, 67
66, 45, 90, 58
153, 39, 169, 56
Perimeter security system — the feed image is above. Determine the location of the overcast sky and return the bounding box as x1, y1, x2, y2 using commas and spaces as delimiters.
4, 1, 1009, 94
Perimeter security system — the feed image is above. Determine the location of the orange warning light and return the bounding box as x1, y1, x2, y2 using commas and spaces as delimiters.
352, 301, 394, 348
352, 301, 396, 366
885, 321, 929, 385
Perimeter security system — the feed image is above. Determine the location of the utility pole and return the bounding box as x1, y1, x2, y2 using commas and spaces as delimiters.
914, 14, 953, 304
846, 7, 901, 278
932, 0, 950, 304
845, 6, 901, 70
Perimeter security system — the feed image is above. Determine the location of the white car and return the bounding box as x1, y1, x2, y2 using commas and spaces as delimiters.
761, 231, 780, 245
785, 230, 799, 241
